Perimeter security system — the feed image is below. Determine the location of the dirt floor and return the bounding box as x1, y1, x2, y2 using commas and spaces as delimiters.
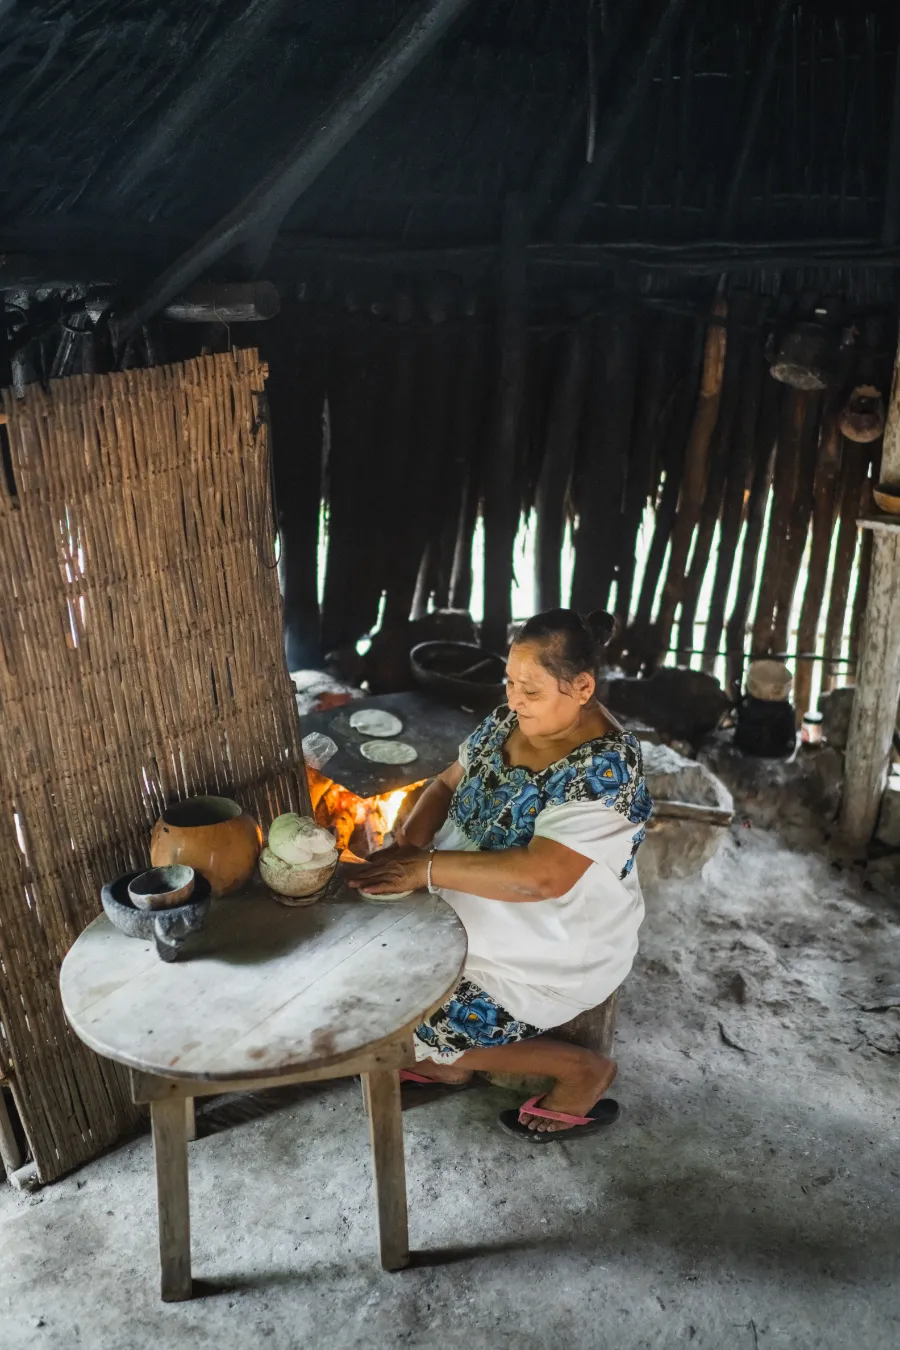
1, 770, 898, 1350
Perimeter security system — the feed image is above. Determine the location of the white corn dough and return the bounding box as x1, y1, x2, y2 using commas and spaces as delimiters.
349, 709, 404, 737
359, 740, 418, 764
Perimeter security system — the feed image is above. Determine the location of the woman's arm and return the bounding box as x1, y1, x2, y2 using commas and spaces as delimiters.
348, 834, 591, 902
393, 761, 463, 849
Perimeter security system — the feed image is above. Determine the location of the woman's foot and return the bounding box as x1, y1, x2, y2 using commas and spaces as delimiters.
519, 1054, 617, 1133
408, 1060, 474, 1086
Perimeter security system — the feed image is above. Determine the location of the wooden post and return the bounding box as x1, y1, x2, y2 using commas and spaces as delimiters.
840, 332, 900, 850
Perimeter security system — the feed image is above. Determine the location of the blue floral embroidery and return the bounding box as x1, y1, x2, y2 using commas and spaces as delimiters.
448, 706, 653, 866
446, 995, 500, 1039
629, 780, 653, 824
585, 750, 630, 797
414, 978, 544, 1059
623, 826, 646, 876
508, 783, 542, 835
544, 763, 578, 803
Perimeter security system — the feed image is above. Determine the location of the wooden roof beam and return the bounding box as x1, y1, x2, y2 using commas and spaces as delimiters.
882, 37, 900, 244
554, 0, 690, 244
110, 0, 295, 203
112, 0, 476, 343
720, 0, 793, 234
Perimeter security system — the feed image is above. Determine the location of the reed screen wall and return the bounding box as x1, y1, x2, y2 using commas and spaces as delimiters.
0, 350, 308, 1181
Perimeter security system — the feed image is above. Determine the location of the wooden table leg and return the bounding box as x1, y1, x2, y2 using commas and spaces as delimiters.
185, 1097, 198, 1143
363, 1069, 409, 1271
151, 1097, 192, 1301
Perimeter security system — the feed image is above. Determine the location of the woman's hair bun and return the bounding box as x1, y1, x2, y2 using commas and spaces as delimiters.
512, 607, 617, 684
585, 609, 616, 649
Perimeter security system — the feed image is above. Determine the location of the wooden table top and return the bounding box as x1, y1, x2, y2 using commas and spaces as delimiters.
60, 880, 467, 1083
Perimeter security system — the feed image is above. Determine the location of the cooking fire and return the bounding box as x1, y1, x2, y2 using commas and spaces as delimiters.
307, 768, 426, 857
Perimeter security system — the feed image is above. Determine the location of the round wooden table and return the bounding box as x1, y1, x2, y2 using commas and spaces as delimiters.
60, 879, 467, 1301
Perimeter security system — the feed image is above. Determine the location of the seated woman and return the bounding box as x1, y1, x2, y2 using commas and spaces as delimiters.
349, 608, 651, 1143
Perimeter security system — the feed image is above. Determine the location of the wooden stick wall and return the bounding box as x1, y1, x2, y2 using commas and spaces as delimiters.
270, 280, 892, 717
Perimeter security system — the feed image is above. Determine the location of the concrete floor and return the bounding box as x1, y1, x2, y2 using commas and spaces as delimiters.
1, 809, 899, 1349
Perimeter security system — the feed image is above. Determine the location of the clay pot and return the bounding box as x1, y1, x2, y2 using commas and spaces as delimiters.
151, 795, 261, 895
872, 483, 900, 516
840, 385, 885, 444
746, 660, 792, 702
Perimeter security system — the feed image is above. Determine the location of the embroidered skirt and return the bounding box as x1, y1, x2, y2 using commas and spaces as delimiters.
413, 977, 546, 1064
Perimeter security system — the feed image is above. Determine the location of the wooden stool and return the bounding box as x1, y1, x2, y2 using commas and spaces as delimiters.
479, 989, 619, 1094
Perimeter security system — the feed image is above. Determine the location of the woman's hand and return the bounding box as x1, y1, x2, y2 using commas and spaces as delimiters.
346, 845, 430, 895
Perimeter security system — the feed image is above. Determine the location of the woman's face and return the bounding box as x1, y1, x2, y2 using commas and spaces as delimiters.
505, 641, 595, 736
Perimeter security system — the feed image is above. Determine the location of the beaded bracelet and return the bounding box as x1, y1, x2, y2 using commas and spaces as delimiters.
426, 848, 439, 895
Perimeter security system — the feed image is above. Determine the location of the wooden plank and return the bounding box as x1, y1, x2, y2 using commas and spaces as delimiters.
821, 443, 871, 689
677, 296, 750, 661
793, 409, 843, 720
613, 316, 678, 636
364, 1069, 410, 1271
570, 311, 639, 614
724, 376, 779, 693
627, 316, 704, 671
771, 391, 823, 654
320, 324, 385, 652
751, 386, 810, 655
380, 295, 420, 625
151, 1097, 192, 1302
848, 527, 874, 680
482, 194, 527, 653
534, 329, 587, 611
651, 295, 726, 664
652, 799, 733, 827
448, 328, 489, 611
164, 282, 281, 323
265, 307, 327, 669
701, 305, 766, 673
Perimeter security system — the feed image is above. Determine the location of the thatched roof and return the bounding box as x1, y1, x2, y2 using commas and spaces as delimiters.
1, 0, 898, 292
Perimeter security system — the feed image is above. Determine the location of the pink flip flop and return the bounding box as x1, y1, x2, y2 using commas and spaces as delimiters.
498, 1094, 619, 1142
